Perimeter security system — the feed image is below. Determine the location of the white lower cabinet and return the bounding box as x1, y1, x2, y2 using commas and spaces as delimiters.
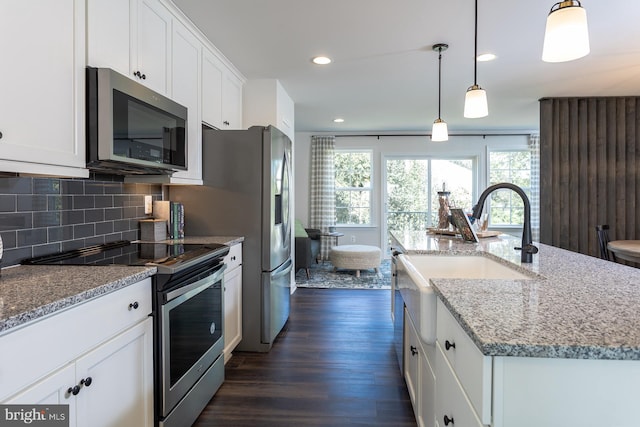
0, 278, 153, 427
404, 308, 435, 427
223, 242, 243, 363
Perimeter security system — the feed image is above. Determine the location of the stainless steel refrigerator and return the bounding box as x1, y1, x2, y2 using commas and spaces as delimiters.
169, 125, 292, 352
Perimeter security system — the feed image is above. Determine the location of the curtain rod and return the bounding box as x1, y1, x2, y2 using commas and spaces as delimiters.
312, 133, 533, 139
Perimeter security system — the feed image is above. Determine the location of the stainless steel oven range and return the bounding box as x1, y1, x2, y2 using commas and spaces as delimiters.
23, 240, 230, 427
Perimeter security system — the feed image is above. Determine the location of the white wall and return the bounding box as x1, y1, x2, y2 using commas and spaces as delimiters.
293, 131, 535, 254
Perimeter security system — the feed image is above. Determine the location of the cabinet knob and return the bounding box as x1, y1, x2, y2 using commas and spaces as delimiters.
81, 377, 93, 387
129, 301, 139, 310
445, 340, 456, 351
133, 71, 147, 80
67, 385, 80, 396
444, 415, 454, 425
0, 131, 3, 139
410, 345, 418, 356
223, 120, 230, 126
231, 256, 236, 261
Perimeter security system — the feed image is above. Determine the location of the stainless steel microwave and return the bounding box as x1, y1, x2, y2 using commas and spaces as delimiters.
87, 67, 188, 175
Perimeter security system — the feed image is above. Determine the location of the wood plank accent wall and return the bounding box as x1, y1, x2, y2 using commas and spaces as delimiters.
540, 97, 640, 258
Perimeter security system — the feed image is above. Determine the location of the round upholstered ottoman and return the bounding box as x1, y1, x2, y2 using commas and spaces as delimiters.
329, 245, 382, 278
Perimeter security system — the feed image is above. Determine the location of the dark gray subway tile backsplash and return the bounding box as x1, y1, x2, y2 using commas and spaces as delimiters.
0, 175, 162, 267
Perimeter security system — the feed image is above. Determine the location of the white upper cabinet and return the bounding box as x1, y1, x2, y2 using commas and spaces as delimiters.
135, 0, 172, 95
243, 79, 295, 141
87, 0, 171, 95
168, 19, 202, 184
0, 0, 88, 178
202, 48, 244, 130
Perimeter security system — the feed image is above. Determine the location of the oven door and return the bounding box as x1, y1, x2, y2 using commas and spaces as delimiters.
159, 263, 226, 416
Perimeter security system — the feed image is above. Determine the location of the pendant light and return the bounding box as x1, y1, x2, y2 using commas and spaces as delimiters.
464, 0, 488, 118
432, 43, 449, 142
542, 1, 590, 62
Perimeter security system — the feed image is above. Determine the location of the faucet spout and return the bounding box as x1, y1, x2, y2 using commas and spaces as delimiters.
471, 183, 538, 263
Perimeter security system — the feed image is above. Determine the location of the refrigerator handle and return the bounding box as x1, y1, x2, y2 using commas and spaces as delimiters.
271, 258, 292, 277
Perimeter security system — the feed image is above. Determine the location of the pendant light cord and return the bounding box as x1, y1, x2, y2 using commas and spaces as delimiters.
438, 48, 442, 119
473, 0, 478, 86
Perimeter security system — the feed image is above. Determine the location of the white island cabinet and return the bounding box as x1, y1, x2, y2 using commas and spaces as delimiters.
392, 231, 640, 427
0, 278, 154, 427
223, 242, 243, 363
0, 0, 88, 178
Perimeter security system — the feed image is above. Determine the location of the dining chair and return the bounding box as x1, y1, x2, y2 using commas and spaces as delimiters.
595, 225, 615, 261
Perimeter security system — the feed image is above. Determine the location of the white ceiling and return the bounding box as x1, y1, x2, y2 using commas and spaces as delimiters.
173, 0, 640, 133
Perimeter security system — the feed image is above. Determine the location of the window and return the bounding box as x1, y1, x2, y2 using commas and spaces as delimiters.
335, 150, 372, 225
488, 150, 532, 226
385, 157, 474, 232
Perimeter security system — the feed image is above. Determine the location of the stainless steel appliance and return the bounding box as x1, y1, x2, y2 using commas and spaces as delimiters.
23, 240, 230, 427
170, 125, 292, 352
86, 67, 188, 175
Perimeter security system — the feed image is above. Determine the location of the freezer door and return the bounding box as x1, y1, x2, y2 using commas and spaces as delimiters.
263, 126, 292, 271
261, 258, 292, 344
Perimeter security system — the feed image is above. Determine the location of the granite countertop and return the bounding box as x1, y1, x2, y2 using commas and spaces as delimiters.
0, 265, 156, 335
0, 235, 244, 336
390, 230, 640, 360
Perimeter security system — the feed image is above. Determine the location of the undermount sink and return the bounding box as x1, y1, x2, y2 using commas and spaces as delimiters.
396, 254, 532, 345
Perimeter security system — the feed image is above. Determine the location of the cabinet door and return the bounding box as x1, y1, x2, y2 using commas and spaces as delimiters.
202, 48, 224, 129
0, 0, 87, 177
86, 0, 132, 76
135, 0, 171, 95
222, 73, 243, 129
4, 364, 77, 426
223, 265, 243, 363
169, 20, 202, 183
75, 319, 153, 427
403, 309, 420, 407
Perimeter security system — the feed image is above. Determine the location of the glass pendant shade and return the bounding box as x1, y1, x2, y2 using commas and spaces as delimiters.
432, 119, 448, 142
464, 85, 488, 118
542, 1, 589, 62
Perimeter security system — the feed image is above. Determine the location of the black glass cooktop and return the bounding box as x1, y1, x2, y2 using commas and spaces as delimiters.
22, 240, 229, 274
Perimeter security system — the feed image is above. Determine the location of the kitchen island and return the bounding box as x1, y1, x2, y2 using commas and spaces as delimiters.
390, 230, 640, 427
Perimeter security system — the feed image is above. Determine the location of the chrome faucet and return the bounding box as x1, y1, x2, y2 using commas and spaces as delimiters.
471, 183, 538, 263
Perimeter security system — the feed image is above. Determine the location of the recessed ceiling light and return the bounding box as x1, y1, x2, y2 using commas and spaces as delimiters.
312, 56, 332, 65
333, 118, 344, 123
477, 53, 497, 62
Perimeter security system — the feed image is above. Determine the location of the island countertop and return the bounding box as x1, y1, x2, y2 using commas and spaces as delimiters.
390, 230, 640, 360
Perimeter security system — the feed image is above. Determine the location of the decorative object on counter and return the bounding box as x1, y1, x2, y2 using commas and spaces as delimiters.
450, 208, 479, 242
471, 182, 538, 262
153, 201, 185, 239
139, 219, 168, 242
437, 185, 451, 229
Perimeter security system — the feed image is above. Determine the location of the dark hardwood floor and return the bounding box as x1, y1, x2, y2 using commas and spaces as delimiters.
193, 288, 416, 427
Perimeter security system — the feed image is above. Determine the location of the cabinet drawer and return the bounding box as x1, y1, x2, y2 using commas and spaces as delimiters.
436, 299, 491, 424
435, 342, 484, 427
0, 278, 151, 401
224, 243, 242, 271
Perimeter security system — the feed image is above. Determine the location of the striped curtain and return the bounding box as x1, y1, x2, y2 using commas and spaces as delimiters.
529, 134, 540, 242
310, 136, 336, 260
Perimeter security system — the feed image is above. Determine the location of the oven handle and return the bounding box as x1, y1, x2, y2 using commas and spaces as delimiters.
164, 263, 227, 302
